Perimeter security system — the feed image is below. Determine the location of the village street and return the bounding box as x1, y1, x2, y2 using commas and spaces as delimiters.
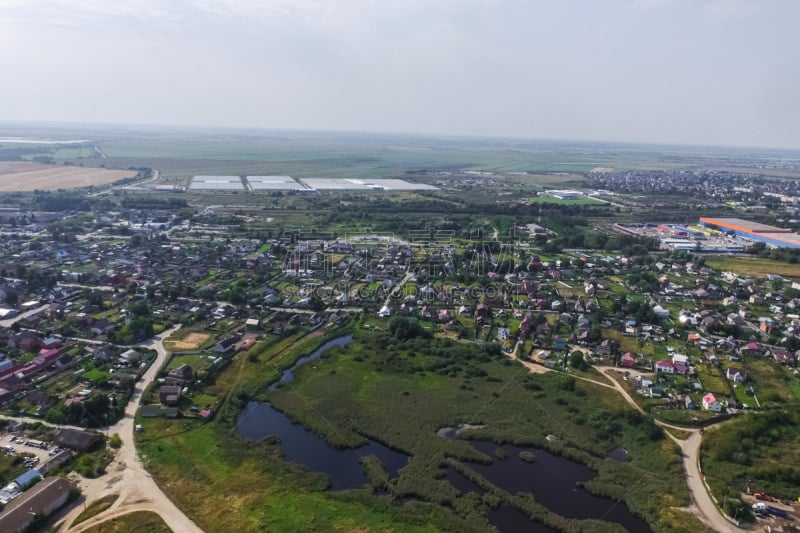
56, 324, 204, 533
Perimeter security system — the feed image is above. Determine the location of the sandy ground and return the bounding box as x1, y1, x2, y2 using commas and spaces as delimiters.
166, 332, 210, 350
0, 162, 133, 191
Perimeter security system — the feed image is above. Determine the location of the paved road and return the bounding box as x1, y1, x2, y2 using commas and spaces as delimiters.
56, 324, 204, 533
0, 303, 50, 328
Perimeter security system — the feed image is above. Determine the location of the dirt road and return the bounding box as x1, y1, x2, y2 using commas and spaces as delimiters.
508, 348, 737, 532
58, 324, 204, 533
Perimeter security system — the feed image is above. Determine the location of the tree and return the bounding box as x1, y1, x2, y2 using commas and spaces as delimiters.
569, 350, 587, 370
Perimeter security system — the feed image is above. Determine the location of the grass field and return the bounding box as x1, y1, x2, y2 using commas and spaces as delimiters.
705, 255, 800, 278
81, 511, 172, 533
701, 410, 800, 505
73, 494, 119, 526
0, 161, 134, 191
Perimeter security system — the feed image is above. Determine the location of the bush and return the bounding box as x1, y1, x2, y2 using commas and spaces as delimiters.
108, 433, 122, 449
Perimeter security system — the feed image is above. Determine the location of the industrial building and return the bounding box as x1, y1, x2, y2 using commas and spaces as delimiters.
699, 217, 800, 249
0, 477, 73, 533
298, 178, 437, 191
189, 175, 245, 191
246, 176, 306, 191
546, 190, 582, 200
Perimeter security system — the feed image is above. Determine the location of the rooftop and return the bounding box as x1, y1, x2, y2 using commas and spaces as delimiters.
699, 217, 790, 234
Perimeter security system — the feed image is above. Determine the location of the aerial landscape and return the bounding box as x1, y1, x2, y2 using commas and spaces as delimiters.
1, 1, 800, 533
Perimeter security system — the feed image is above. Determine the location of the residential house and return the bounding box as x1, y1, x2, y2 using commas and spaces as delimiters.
166, 364, 193, 386
741, 342, 763, 356
8, 331, 40, 353
620, 352, 636, 368
726, 367, 747, 383
91, 346, 112, 363
475, 304, 490, 322
702, 393, 721, 412
213, 336, 239, 353
672, 353, 689, 366
119, 349, 142, 365
773, 349, 795, 365
596, 339, 615, 357
54, 428, 103, 452
655, 360, 676, 374
41, 337, 62, 350
652, 305, 670, 319
159, 385, 182, 406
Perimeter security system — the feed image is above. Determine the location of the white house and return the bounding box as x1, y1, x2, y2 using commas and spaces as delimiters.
702, 393, 721, 412
652, 305, 670, 319
726, 367, 747, 383
672, 353, 689, 366
655, 360, 675, 374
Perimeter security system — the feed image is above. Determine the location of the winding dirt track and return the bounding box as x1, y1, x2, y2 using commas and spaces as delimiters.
510, 343, 737, 532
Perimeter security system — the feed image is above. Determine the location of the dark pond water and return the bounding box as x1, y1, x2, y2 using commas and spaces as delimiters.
466, 441, 652, 533
238, 401, 408, 490
445, 466, 486, 496
487, 504, 558, 533
268, 335, 353, 391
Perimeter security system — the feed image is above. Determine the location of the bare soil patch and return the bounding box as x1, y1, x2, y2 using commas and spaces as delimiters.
0, 161, 45, 175
0, 163, 134, 191
168, 332, 210, 350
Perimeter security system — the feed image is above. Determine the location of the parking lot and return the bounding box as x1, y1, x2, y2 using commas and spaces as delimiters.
2, 434, 58, 466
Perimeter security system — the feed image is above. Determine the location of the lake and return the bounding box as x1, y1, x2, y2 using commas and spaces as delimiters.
465, 440, 652, 532
268, 335, 353, 391
238, 401, 408, 490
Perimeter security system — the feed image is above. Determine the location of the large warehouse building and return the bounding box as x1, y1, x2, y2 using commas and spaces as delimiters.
699, 217, 800, 249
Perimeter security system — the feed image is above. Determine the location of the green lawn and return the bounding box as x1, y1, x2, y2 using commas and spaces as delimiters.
695, 364, 729, 396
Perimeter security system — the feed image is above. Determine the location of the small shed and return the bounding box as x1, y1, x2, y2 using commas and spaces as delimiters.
14, 469, 42, 489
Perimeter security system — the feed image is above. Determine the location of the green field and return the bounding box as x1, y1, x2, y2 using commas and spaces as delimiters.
705, 255, 800, 278
701, 410, 800, 508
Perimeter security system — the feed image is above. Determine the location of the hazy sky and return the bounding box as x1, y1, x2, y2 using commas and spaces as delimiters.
2, 0, 799, 148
